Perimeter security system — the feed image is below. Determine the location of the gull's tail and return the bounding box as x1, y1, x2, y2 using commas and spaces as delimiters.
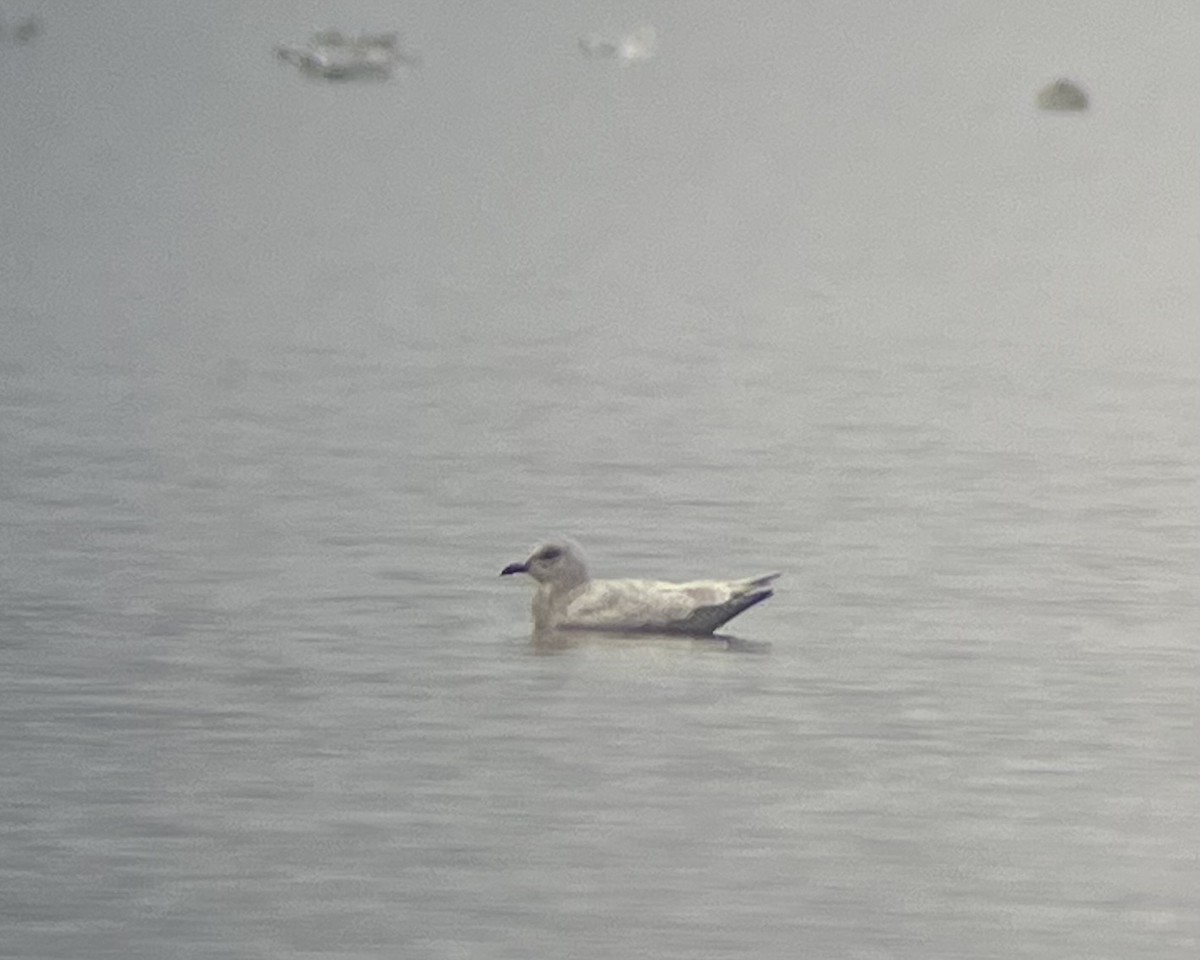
674, 573, 780, 634
736, 572, 781, 594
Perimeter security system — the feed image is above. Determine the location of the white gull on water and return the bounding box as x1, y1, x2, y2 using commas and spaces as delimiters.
500, 540, 778, 635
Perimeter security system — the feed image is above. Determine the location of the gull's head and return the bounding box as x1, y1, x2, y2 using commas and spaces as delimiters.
500, 540, 589, 588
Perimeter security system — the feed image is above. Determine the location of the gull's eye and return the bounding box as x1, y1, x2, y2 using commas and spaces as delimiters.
539, 547, 562, 562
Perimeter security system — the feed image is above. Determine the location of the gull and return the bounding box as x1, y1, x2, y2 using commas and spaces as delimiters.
274, 30, 419, 81
500, 540, 778, 635
578, 25, 657, 63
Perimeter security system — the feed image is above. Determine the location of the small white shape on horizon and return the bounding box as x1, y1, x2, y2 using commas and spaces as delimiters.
274, 30, 419, 81
578, 25, 657, 63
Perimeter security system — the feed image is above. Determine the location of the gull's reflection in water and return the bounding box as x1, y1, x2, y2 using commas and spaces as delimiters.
528, 628, 772, 655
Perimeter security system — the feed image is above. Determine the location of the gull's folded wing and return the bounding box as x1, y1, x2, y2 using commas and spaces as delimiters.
560, 573, 778, 635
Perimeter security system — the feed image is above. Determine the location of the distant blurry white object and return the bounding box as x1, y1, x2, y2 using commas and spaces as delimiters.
578, 24, 657, 63
1037, 78, 1088, 112
274, 30, 419, 81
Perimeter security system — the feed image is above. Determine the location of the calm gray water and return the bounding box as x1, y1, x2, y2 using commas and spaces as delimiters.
2, 2, 1198, 958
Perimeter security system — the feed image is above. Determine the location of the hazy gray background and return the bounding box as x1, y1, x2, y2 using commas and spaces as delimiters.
2, 2, 1197, 958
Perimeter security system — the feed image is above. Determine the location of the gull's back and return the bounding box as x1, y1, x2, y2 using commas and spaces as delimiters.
557, 573, 778, 634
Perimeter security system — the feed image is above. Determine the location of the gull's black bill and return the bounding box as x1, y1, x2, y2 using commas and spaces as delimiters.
500, 562, 529, 576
